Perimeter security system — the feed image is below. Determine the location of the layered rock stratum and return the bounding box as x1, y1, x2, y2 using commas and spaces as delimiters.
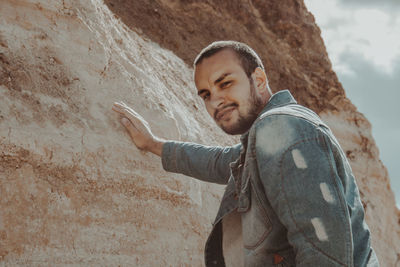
0, 0, 399, 266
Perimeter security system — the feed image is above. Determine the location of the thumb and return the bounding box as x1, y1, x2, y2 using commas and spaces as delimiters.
121, 117, 129, 126
121, 117, 138, 135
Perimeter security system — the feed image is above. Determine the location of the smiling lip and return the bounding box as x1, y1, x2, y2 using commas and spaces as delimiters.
216, 106, 236, 121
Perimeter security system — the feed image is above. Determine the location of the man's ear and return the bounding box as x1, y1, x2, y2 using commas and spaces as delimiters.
251, 67, 268, 95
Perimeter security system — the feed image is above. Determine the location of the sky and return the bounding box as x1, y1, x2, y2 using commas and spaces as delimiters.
304, 0, 400, 208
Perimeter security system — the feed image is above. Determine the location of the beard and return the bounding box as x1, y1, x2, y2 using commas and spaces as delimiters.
219, 79, 265, 135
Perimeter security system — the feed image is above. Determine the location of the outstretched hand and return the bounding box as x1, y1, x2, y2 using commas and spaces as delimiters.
112, 101, 164, 156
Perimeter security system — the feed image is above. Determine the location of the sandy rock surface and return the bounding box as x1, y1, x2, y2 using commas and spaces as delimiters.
0, 0, 399, 266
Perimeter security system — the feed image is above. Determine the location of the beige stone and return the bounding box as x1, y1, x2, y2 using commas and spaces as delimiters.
0, 0, 398, 266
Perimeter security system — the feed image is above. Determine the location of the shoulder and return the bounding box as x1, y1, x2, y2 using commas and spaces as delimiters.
251, 105, 325, 157
253, 104, 322, 136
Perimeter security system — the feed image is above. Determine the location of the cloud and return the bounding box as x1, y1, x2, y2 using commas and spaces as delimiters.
305, 0, 400, 207
337, 51, 400, 205
305, 0, 400, 74
338, 51, 400, 120
336, 0, 400, 17
337, 0, 400, 8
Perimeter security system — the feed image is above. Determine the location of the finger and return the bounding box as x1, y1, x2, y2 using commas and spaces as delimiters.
122, 104, 141, 118
113, 102, 149, 130
113, 103, 140, 120
112, 105, 125, 114
118, 101, 131, 110
112, 102, 125, 112
113, 102, 138, 117
121, 117, 139, 136
113, 101, 129, 109
120, 107, 146, 126
113, 102, 126, 110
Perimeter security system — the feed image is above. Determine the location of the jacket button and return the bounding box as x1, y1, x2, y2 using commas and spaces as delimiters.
274, 254, 284, 264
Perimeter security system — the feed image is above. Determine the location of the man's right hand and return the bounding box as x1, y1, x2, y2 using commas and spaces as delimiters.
112, 101, 164, 156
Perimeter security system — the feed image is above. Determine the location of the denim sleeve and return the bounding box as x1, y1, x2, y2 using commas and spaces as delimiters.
255, 116, 353, 266
161, 141, 241, 185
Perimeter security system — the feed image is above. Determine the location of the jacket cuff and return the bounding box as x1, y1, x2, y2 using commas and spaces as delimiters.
161, 141, 179, 172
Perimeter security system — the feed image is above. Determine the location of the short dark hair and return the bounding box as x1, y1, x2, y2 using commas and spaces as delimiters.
194, 41, 264, 78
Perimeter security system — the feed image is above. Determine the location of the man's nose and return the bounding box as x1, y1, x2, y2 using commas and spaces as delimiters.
209, 90, 225, 109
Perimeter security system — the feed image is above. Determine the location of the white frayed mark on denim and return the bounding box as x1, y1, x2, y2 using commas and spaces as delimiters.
291, 149, 307, 169
320, 183, 335, 203
311, 218, 329, 241
256, 118, 293, 156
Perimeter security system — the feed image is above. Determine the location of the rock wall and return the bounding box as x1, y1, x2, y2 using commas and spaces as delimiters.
0, 0, 399, 266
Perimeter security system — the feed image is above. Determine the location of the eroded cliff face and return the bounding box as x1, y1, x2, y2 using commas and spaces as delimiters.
0, 0, 399, 266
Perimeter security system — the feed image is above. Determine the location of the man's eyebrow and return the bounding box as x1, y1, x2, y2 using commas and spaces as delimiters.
214, 72, 231, 84
197, 89, 208, 96
197, 73, 232, 96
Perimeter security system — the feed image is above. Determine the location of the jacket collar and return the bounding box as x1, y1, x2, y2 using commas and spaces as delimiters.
260, 89, 297, 114
240, 89, 296, 145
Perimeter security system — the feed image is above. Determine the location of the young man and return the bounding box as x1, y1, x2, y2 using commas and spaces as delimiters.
112, 41, 379, 266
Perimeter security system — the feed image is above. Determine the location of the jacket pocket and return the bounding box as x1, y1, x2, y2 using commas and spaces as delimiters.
241, 180, 272, 249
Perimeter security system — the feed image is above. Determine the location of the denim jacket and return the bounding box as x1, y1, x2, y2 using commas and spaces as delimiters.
162, 90, 379, 267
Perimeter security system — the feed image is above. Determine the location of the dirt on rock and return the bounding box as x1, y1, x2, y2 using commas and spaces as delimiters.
1, 0, 399, 265
105, 0, 349, 114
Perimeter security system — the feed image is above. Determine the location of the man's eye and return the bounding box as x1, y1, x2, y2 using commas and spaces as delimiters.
221, 81, 232, 88
202, 92, 210, 100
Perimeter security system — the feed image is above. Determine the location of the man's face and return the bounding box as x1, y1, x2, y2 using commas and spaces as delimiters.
194, 49, 265, 135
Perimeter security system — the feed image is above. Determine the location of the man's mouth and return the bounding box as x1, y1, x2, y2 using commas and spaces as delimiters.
215, 104, 237, 121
